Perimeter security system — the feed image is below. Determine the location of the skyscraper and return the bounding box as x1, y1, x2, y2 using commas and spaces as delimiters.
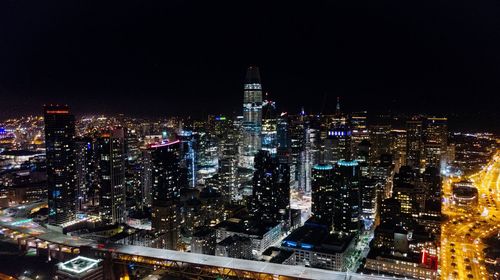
96, 128, 126, 225
150, 140, 184, 250
311, 164, 335, 228
424, 117, 448, 169
239, 66, 263, 169
44, 104, 76, 226
261, 98, 278, 155
350, 111, 369, 160
333, 160, 361, 235
369, 115, 392, 164
75, 137, 95, 211
251, 150, 290, 223
406, 117, 424, 170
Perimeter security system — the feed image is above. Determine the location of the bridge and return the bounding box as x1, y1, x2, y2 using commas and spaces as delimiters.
0, 215, 393, 280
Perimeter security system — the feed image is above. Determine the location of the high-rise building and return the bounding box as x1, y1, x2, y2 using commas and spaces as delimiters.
324, 123, 352, 164
406, 118, 424, 169
178, 130, 196, 188
350, 111, 369, 159
96, 128, 126, 225
311, 164, 335, 227
390, 129, 407, 170
150, 140, 183, 250
289, 115, 306, 190
333, 160, 361, 235
239, 66, 263, 169
424, 117, 448, 169
369, 115, 392, 164
44, 105, 76, 226
251, 150, 290, 223
261, 98, 278, 155
360, 178, 378, 230
75, 137, 95, 211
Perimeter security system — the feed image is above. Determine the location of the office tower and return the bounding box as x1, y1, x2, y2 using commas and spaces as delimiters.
141, 148, 153, 208
289, 115, 306, 190
333, 160, 361, 235
75, 137, 94, 211
251, 150, 290, 223
178, 130, 196, 188
390, 129, 407, 170
123, 128, 143, 212
261, 98, 278, 155
96, 128, 126, 225
406, 117, 424, 169
424, 117, 448, 169
311, 164, 335, 228
303, 123, 319, 193
151, 140, 183, 250
216, 117, 239, 200
196, 130, 218, 180
380, 197, 402, 226
369, 115, 392, 164
239, 66, 263, 169
357, 140, 371, 177
44, 105, 76, 226
277, 113, 291, 154
350, 111, 369, 159
325, 123, 352, 164
360, 178, 378, 230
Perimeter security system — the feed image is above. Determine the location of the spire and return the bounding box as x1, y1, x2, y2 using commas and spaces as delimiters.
336, 96, 341, 114
245, 66, 261, 84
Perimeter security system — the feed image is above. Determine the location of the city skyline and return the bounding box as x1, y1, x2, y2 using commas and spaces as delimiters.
0, 1, 499, 280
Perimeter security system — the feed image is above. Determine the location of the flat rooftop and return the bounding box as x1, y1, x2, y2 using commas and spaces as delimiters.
58, 256, 101, 275
105, 244, 395, 280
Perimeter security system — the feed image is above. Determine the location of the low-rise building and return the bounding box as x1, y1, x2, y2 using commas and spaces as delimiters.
281, 222, 356, 271
55, 256, 103, 280
215, 235, 252, 260
214, 218, 282, 255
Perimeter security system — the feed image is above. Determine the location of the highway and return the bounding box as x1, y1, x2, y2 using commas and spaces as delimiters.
441, 151, 499, 280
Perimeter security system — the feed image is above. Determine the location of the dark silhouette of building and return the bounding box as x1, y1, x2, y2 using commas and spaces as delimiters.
44, 104, 76, 226
96, 128, 126, 225
251, 150, 290, 223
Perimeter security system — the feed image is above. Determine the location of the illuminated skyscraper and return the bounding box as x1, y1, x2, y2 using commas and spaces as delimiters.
350, 111, 369, 160
251, 150, 290, 223
150, 140, 183, 250
333, 160, 361, 235
239, 66, 263, 169
96, 128, 126, 225
369, 115, 392, 164
261, 98, 277, 155
311, 164, 335, 228
44, 105, 76, 226
406, 118, 424, 169
424, 117, 448, 169
75, 137, 94, 211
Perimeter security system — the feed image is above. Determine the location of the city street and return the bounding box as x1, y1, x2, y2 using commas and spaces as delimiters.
441, 152, 499, 280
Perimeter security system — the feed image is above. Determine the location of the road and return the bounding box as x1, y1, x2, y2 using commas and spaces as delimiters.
441, 152, 499, 280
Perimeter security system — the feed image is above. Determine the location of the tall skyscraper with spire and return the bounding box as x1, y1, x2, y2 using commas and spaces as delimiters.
239, 66, 263, 169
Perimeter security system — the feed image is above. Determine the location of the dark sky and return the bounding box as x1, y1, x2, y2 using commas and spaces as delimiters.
1, 0, 499, 122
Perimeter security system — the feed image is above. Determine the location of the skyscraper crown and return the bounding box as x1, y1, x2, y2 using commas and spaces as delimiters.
245, 66, 261, 84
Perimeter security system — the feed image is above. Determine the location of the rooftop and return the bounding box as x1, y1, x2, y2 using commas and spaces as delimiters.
282, 224, 354, 254
58, 256, 101, 275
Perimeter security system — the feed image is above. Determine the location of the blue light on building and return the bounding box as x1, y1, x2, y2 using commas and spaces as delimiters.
337, 160, 358, 167
313, 164, 333, 171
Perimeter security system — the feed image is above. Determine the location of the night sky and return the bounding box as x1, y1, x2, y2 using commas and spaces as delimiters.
0, 1, 499, 126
